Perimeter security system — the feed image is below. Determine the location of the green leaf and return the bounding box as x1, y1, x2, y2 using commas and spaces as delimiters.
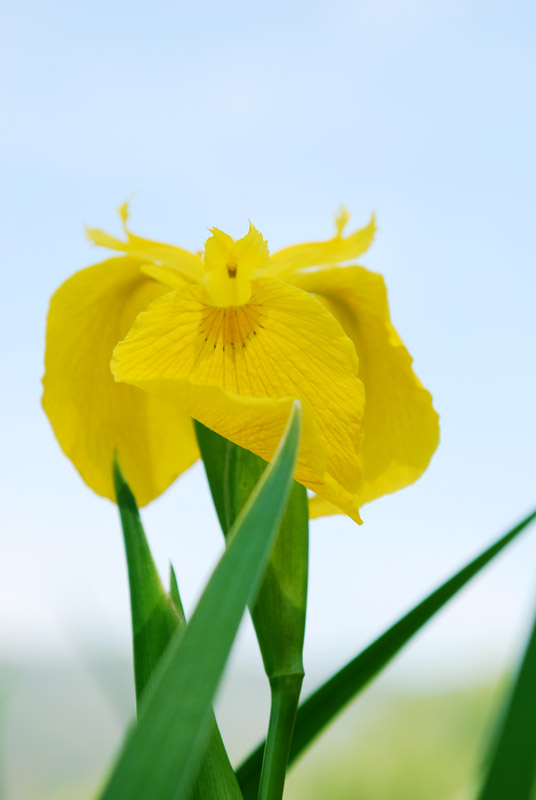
168, 564, 186, 625
237, 508, 536, 797
114, 461, 242, 799
477, 586, 536, 798
113, 458, 181, 703
99, 403, 301, 800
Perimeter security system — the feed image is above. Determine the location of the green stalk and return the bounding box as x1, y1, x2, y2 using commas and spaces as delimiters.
257, 674, 303, 800
248, 479, 308, 800
195, 422, 309, 800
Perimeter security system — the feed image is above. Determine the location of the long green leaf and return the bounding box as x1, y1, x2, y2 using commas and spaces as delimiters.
99, 403, 301, 800
114, 461, 242, 799
114, 459, 181, 702
168, 564, 186, 622
477, 586, 536, 798
237, 508, 536, 797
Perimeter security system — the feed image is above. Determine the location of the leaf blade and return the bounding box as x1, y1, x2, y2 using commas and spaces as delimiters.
477, 588, 536, 798
114, 460, 242, 799
114, 459, 181, 703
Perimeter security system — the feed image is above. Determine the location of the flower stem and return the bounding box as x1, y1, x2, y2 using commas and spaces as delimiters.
194, 423, 309, 799
257, 673, 304, 800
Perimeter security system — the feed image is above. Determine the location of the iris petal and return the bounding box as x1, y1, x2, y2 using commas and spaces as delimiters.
268, 213, 376, 279
291, 266, 439, 513
42, 256, 198, 505
112, 277, 366, 521
86, 205, 203, 284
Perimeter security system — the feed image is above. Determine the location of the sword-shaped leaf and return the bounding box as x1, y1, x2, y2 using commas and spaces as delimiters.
114, 460, 242, 799
477, 578, 536, 799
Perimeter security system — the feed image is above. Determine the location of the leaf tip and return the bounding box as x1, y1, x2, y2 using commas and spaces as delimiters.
112, 455, 139, 515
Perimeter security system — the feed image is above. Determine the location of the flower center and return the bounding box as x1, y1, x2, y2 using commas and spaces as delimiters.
200, 303, 263, 351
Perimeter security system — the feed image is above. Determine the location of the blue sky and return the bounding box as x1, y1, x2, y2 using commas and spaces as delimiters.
1, 0, 535, 686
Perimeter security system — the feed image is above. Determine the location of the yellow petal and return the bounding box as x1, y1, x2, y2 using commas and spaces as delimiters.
292, 266, 439, 510
86, 204, 203, 284
334, 206, 350, 236
202, 223, 270, 307
140, 262, 189, 289
112, 277, 366, 521
42, 256, 198, 506
268, 212, 376, 279
203, 228, 236, 271
231, 222, 270, 272
203, 223, 269, 275
308, 495, 340, 519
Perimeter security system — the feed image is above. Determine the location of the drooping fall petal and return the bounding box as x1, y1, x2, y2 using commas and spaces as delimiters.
268, 212, 376, 279
111, 278, 366, 521
42, 256, 198, 506
291, 266, 439, 513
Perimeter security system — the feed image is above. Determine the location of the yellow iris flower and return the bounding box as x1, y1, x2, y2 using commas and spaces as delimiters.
42, 204, 439, 523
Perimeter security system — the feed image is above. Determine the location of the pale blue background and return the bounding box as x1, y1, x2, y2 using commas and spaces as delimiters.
2, 0, 535, 691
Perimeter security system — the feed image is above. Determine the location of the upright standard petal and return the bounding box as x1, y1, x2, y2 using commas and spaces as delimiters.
86, 204, 204, 284
292, 266, 439, 511
112, 278, 366, 521
268, 211, 376, 279
42, 256, 198, 506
